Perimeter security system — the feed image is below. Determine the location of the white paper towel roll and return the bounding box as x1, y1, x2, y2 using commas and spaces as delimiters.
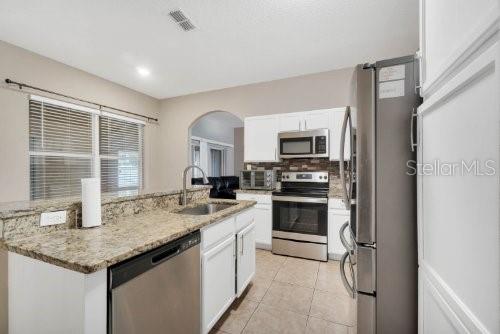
81, 178, 102, 228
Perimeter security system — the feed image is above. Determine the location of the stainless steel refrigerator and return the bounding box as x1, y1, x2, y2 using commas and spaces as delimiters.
339, 55, 421, 333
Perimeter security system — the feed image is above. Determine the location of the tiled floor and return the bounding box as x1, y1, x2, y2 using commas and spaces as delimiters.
211, 250, 356, 334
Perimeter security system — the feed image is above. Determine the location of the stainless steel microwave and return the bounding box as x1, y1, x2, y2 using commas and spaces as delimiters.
278, 129, 329, 159
240, 170, 276, 190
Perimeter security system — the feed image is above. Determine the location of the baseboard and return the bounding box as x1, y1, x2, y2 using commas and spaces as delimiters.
255, 242, 271, 251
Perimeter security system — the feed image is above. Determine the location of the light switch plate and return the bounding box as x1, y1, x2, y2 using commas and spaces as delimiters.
40, 211, 67, 227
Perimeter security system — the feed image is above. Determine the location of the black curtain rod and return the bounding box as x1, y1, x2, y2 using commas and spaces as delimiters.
4, 78, 159, 122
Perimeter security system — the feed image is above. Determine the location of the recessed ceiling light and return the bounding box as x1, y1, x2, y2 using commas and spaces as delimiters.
136, 66, 151, 77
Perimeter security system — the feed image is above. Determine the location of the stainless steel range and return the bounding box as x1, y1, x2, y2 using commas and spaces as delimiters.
271, 171, 329, 261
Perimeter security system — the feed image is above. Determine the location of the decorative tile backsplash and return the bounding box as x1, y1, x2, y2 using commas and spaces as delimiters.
245, 158, 341, 179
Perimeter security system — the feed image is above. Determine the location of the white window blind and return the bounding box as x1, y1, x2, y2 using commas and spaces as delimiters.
29, 96, 144, 200
99, 115, 143, 193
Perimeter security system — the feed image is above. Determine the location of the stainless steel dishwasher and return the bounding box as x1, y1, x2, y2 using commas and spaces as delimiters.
108, 231, 201, 334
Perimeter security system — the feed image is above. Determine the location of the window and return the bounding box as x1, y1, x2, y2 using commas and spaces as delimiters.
29, 96, 144, 200
190, 139, 201, 178
100, 115, 143, 193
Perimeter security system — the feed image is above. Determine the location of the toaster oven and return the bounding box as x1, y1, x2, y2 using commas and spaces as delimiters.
240, 170, 276, 190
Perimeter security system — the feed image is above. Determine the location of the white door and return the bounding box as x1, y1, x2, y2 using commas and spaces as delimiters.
303, 109, 331, 130
277, 112, 303, 132
328, 210, 350, 259
254, 204, 272, 249
236, 222, 256, 296
244, 115, 278, 162
201, 235, 236, 334
329, 107, 350, 161
418, 1, 499, 333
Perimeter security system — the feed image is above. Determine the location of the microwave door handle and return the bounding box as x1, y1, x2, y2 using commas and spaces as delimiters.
339, 108, 351, 210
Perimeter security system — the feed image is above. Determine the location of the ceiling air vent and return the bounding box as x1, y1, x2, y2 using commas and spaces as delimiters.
169, 9, 196, 31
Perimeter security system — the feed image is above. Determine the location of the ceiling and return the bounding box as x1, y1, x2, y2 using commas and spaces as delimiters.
0, 0, 419, 99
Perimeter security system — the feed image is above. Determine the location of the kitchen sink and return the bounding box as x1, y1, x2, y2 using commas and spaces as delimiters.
176, 203, 237, 215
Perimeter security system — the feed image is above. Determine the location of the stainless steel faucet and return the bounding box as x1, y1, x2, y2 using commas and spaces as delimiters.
182, 165, 209, 206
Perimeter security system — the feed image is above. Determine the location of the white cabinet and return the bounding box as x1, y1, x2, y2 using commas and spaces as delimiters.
201, 208, 256, 334
278, 112, 303, 132
329, 107, 350, 161
236, 193, 272, 250
244, 115, 278, 162
328, 208, 350, 260
201, 235, 236, 334
303, 109, 331, 130
236, 222, 256, 297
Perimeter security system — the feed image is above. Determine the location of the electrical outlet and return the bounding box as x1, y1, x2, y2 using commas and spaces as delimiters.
40, 211, 67, 227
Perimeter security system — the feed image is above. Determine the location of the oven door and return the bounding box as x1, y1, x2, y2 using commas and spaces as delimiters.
272, 196, 328, 242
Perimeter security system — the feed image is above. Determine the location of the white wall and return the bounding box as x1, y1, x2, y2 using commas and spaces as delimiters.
418, 0, 499, 332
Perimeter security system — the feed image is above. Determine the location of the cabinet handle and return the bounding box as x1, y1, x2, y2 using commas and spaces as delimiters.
241, 235, 244, 255
304, 119, 307, 130
410, 108, 418, 152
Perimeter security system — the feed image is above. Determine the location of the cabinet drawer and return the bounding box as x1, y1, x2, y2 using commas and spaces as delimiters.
236, 193, 272, 204
202, 217, 235, 251
236, 208, 255, 232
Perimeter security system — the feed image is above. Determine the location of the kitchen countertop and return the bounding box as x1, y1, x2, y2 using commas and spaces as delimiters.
1, 198, 255, 274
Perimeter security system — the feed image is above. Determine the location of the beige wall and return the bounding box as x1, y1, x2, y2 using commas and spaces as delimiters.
0, 40, 162, 202
0, 40, 162, 331
157, 67, 354, 188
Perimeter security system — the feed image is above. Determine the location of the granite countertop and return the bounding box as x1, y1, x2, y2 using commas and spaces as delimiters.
1, 198, 255, 274
0, 186, 212, 219
234, 189, 275, 195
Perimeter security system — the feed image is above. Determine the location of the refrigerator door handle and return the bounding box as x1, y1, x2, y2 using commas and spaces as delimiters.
339, 107, 351, 210
410, 108, 418, 152
339, 221, 353, 251
340, 251, 356, 299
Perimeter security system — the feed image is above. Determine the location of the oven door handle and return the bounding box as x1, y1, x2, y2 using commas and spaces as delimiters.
271, 196, 328, 204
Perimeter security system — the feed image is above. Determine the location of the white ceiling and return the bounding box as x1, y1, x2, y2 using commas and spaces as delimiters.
0, 0, 419, 99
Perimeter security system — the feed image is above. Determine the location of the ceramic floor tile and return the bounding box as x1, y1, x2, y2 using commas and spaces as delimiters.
309, 290, 356, 327
242, 304, 308, 334
305, 316, 350, 334
274, 257, 320, 288
261, 280, 314, 315
245, 276, 273, 302
315, 261, 349, 296
215, 298, 259, 334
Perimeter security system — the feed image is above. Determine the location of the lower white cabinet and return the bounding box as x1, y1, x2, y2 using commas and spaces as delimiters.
328, 199, 350, 260
201, 208, 256, 334
236, 222, 256, 297
236, 193, 272, 250
201, 235, 236, 334
253, 204, 272, 249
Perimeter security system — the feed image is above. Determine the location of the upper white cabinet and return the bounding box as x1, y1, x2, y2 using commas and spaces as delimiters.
244, 108, 349, 162
277, 112, 303, 132
244, 115, 278, 162
303, 109, 331, 130
329, 107, 350, 161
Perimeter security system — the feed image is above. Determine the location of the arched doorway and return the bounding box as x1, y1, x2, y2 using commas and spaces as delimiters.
188, 111, 243, 179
